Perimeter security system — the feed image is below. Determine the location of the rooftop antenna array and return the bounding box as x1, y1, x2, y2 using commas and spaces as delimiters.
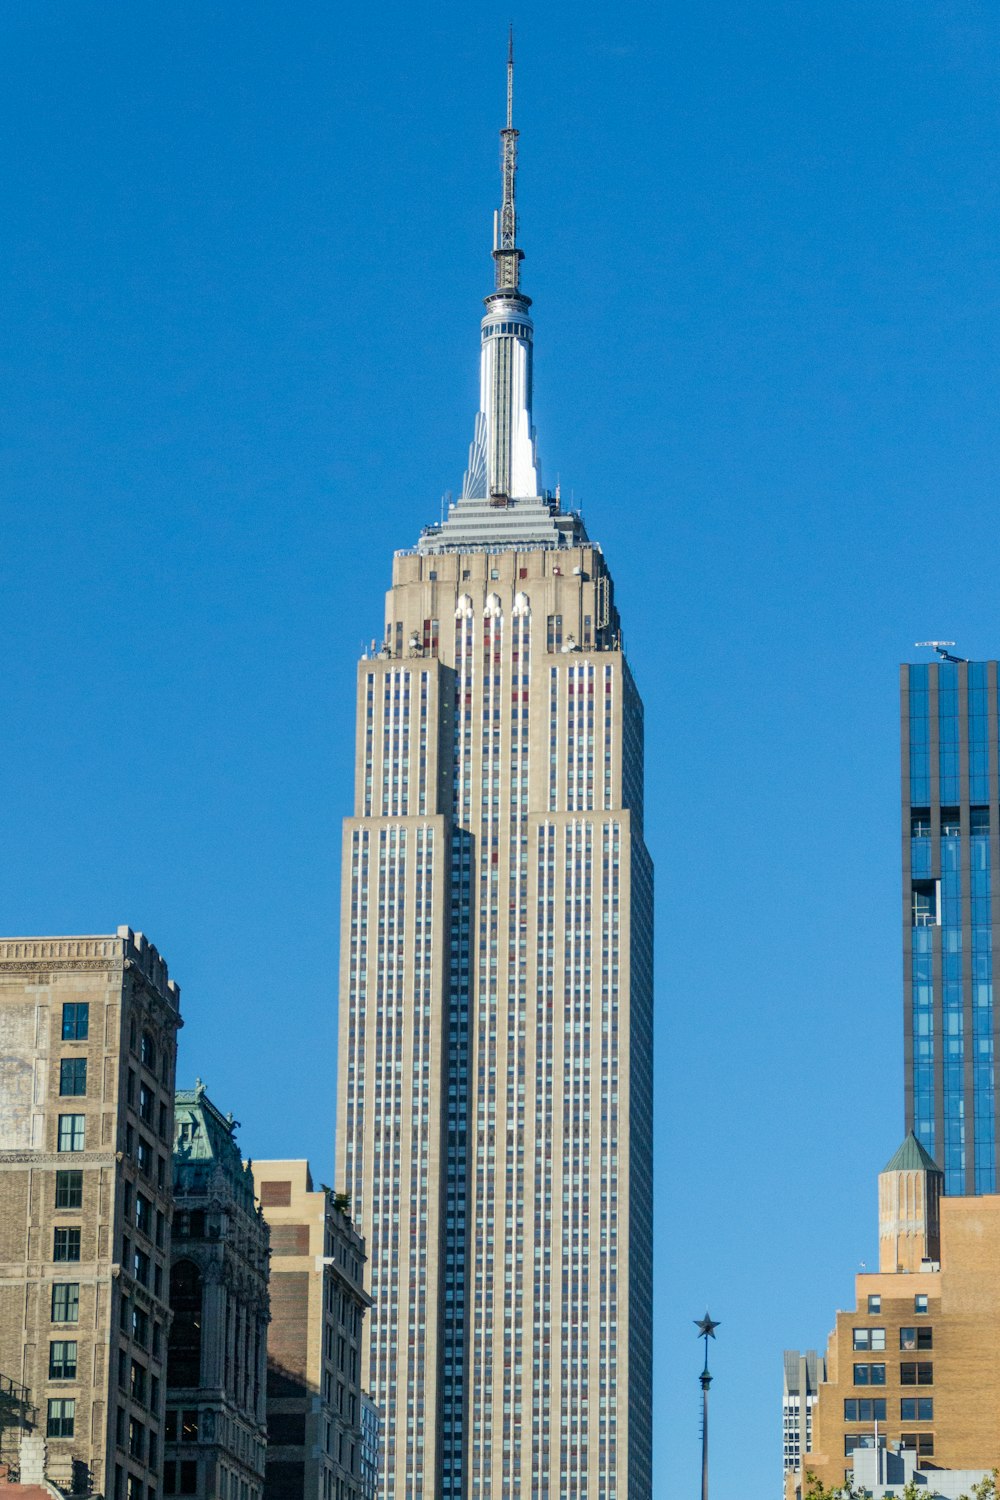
915, 641, 967, 663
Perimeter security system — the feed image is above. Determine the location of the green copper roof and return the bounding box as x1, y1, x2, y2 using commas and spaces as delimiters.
883, 1132, 942, 1175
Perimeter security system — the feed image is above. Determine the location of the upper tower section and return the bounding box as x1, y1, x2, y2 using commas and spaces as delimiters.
416, 35, 588, 557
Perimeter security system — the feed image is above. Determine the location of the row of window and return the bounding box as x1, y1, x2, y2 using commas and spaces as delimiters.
854, 1362, 933, 1385
845, 1433, 934, 1458
844, 1399, 934, 1421
852, 1326, 932, 1351
866, 1294, 929, 1315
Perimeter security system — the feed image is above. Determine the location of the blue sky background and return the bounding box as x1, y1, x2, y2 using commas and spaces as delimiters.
2, 3, 999, 1495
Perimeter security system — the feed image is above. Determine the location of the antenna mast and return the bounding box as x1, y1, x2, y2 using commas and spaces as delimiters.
494, 25, 522, 290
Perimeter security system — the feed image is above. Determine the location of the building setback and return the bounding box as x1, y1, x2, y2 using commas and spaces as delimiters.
164, 1083, 269, 1500
254, 1162, 371, 1500
335, 46, 654, 1500
901, 657, 1000, 1195
784, 1135, 1000, 1498
0, 929, 180, 1500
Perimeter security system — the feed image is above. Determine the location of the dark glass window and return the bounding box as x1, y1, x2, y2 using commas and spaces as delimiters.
132, 1306, 149, 1349
55, 1170, 83, 1209
139, 1084, 154, 1125
53, 1227, 81, 1262
47, 1398, 75, 1437
900, 1362, 933, 1385
844, 1398, 886, 1421
168, 1262, 203, 1386
901, 1433, 935, 1456
941, 808, 961, 836
61, 1003, 89, 1040
900, 1327, 933, 1350
912, 881, 938, 927
971, 807, 991, 835
180, 1462, 198, 1495
165, 1409, 178, 1442
900, 1397, 933, 1421
59, 1058, 88, 1096
910, 810, 931, 837
181, 1410, 199, 1442
853, 1363, 885, 1386
51, 1284, 80, 1323
49, 1340, 78, 1380
140, 1032, 156, 1070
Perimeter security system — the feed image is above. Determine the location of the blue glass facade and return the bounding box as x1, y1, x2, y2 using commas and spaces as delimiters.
902, 660, 998, 1197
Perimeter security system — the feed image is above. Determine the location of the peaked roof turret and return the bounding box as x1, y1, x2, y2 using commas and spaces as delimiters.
883, 1131, 943, 1175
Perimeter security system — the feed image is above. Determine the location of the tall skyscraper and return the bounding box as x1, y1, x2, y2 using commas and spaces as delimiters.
335, 44, 653, 1500
901, 657, 998, 1196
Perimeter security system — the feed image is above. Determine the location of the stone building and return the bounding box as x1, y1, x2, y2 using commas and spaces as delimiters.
785, 1134, 1000, 1497
164, 1083, 269, 1500
0, 929, 180, 1500
334, 47, 653, 1500
254, 1163, 372, 1500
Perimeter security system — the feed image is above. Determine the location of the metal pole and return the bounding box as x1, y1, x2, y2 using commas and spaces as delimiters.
694, 1312, 720, 1500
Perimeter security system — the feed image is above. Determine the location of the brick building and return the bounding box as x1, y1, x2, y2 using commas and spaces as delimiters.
786, 1135, 1000, 1497
254, 1163, 372, 1500
0, 929, 180, 1499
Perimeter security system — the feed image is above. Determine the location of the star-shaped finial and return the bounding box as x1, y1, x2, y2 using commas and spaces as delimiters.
694, 1312, 720, 1339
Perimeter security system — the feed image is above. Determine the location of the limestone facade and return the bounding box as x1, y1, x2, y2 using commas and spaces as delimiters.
0, 929, 181, 1499
164, 1084, 269, 1500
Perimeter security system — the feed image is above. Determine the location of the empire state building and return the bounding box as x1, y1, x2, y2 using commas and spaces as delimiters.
336, 45, 654, 1500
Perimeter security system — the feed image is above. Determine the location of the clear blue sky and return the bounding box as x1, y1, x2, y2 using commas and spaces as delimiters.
3, 3, 998, 1495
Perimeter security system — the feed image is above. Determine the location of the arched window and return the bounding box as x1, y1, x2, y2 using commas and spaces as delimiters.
168, 1260, 202, 1387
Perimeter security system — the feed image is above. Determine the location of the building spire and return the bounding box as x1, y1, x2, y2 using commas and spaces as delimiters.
494, 25, 523, 292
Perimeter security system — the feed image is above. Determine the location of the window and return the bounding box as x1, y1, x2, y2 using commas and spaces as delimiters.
135, 1194, 152, 1237
59, 1058, 88, 1096
49, 1341, 78, 1380
910, 810, 931, 837
165, 1410, 178, 1442
128, 1418, 144, 1460
51, 1284, 80, 1323
900, 1362, 933, 1386
130, 1362, 146, 1404
181, 1410, 199, 1442
844, 1399, 886, 1421
140, 1032, 156, 1070
137, 1137, 152, 1178
180, 1462, 198, 1495
900, 1327, 933, 1350
168, 1263, 202, 1386
55, 1170, 83, 1209
867, 1294, 881, 1314
901, 1433, 935, 1456
61, 1003, 89, 1040
914, 1294, 929, 1314
133, 1249, 150, 1287
900, 1397, 933, 1421
139, 1084, 154, 1125
853, 1364, 886, 1386
47, 1398, 76, 1437
852, 1327, 885, 1351
912, 879, 939, 926
57, 1115, 86, 1152
53, 1227, 81, 1262
132, 1306, 149, 1349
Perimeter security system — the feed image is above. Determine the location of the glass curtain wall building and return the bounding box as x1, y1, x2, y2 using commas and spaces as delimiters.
335, 46, 653, 1500
901, 659, 998, 1196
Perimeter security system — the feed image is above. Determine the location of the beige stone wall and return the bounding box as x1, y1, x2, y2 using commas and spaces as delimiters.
0, 932, 179, 1499
792, 1193, 1000, 1496
336, 540, 652, 1500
